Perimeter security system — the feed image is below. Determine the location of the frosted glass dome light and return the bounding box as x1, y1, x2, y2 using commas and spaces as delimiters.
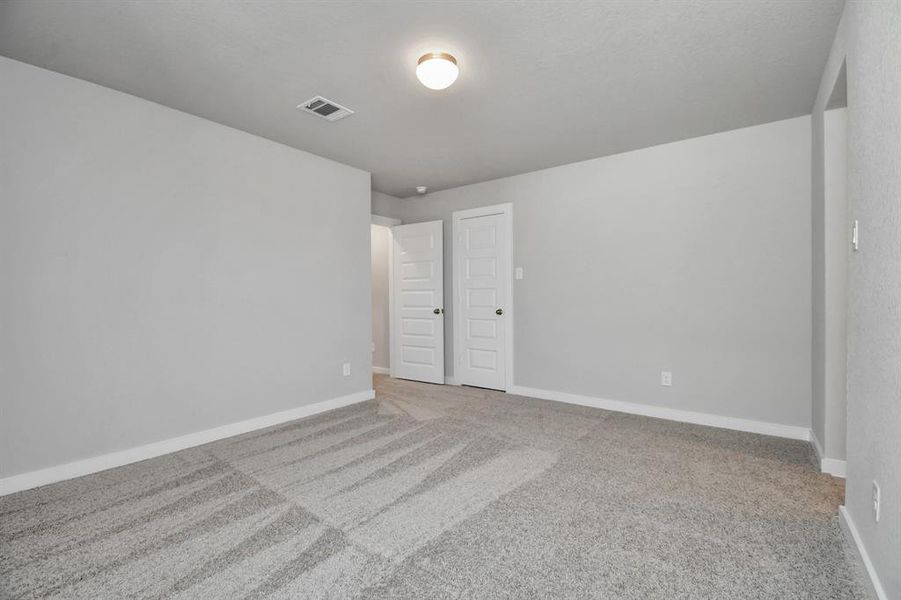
416, 52, 459, 90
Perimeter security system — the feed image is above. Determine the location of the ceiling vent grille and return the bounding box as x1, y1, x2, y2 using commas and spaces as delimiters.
298, 96, 354, 122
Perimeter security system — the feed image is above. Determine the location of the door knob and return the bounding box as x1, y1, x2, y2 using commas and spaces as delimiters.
433, 308, 443, 314
496, 308, 503, 315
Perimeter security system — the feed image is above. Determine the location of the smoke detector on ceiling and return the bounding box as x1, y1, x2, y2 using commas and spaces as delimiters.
298, 96, 354, 122
416, 186, 428, 195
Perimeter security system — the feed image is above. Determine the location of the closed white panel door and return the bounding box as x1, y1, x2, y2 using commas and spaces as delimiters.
391, 221, 444, 384
456, 212, 508, 390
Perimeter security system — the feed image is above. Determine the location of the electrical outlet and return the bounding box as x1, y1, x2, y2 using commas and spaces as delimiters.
342, 362, 351, 377
661, 371, 673, 387
873, 481, 881, 523
515, 267, 524, 280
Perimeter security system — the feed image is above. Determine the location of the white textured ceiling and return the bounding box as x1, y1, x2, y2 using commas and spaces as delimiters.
0, 0, 844, 197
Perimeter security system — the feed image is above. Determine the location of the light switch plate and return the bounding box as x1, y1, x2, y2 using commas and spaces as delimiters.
873, 481, 881, 522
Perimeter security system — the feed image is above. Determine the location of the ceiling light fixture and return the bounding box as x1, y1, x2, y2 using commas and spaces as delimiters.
416, 52, 459, 90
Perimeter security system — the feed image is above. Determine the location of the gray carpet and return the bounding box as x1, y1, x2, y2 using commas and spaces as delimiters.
1, 375, 868, 599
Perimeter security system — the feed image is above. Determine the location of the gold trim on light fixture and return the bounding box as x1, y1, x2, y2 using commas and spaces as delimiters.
418, 52, 457, 66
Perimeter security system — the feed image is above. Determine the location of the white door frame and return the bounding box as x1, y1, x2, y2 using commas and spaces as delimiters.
452, 203, 514, 391
371, 215, 401, 376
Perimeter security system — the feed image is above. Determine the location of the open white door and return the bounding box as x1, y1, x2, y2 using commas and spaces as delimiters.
453, 204, 513, 391
391, 220, 445, 384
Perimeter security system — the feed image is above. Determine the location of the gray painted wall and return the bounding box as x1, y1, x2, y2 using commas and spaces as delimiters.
811, 105, 827, 450
811, 106, 849, 462
0, 57, 373, 478
371, 190, 405, 221
392, 116, 812, 428
370, 224, 391, 370
824, 107, 849, 461
813, 2, 901, 597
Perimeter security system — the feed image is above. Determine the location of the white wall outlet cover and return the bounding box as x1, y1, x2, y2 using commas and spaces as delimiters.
661, 371, 673, 386
515, 267, 524, 280
851, 219, 859, 250
342, 362, 351, 377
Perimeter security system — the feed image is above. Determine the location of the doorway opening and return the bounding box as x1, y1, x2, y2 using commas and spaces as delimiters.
371, 215, 401, 382
813, 59, 848, 478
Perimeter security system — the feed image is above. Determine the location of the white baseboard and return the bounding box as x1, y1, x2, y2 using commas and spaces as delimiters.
839, 505, 889, 600
372, 366, 390, 375
811, 429, 825, 461
0, 389, 375, 497
821, 457, 847, 478
506, 385, 811, 441
810, 429, 848, 478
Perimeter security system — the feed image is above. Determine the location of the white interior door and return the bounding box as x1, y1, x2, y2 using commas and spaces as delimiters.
454, 205, 512, 391
391, 221, 445, 384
